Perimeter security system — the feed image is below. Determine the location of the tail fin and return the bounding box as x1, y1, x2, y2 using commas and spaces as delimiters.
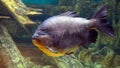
92, 5, 115, 37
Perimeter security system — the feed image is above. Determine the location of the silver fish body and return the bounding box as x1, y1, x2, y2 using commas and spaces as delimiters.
40, 16, 96, 35
32, 6, 115, 56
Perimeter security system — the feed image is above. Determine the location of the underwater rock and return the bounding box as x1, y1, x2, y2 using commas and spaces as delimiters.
0, 25, 28, 68
0, 25, 51, 68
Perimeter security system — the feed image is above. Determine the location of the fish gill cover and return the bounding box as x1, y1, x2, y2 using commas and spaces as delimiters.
22, 0, 59, 5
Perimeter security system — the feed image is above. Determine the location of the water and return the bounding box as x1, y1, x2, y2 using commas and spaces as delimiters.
0, 0, 120, 68
22, 0, 59, 5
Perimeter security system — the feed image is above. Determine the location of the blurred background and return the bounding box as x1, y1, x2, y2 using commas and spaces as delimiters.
0, 0, 120, 68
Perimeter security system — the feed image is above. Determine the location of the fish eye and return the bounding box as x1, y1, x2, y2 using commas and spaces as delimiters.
40, 27, 48, 31
38, 31, 48, 35
40, 29, 46, 31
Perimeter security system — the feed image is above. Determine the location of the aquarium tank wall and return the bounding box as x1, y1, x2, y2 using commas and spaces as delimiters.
0, 0, 120, 68
22, 0, 59, 5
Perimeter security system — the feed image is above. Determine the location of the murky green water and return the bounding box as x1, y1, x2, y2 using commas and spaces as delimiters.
0, 0, 120, 68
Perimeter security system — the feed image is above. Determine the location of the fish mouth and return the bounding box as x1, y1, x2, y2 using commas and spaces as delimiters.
32, 38, 43, 47
32, 35, 52, 47
32, 35, 45, 44
32, 35, 41, 44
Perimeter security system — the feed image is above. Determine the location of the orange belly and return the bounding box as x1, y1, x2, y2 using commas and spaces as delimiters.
32, 39, 65, 57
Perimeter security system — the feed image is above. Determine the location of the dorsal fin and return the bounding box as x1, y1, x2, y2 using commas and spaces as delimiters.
58, 11, 78, 17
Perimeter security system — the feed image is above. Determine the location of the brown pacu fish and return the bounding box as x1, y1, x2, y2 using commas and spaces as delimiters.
32, 6, 115, 57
